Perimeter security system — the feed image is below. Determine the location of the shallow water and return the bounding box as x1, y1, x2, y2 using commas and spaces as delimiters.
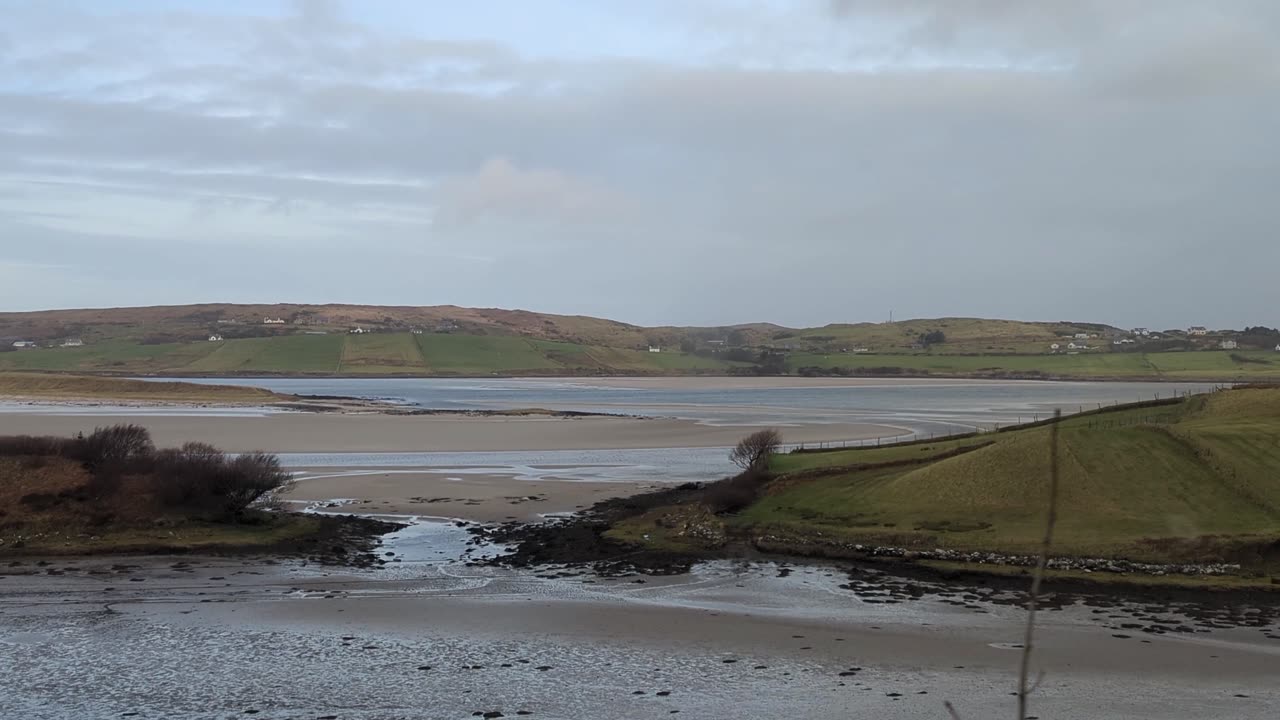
2, 520, 1277, 719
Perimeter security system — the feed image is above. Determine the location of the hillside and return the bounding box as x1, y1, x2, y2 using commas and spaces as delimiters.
606, 387, 1280, 581
0, 303, 1275, 378
756, 389, 1280, 566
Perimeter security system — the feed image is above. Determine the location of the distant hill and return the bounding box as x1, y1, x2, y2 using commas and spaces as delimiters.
0, 303, 1273, 379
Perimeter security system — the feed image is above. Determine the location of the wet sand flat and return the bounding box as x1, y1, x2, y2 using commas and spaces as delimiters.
287, 468, 658, 522
2, 543, 1277, 720
0, 411, 896, 453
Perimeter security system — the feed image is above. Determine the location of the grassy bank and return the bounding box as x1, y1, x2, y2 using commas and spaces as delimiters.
0, 372, 292, 404
597, 387, 1280, 586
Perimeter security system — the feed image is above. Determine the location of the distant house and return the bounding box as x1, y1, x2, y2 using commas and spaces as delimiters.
349, 327, 367, 334
1219, 339, 1239, 350
648, 346, 661, 353
850, 347, 870, 353
1275, 344, 1280, 352
1050, 343, 1061, 351
1188, 326, 1208, 336
263, 317, 286, 325
410, 328, 424, 335
11, 340, 34, 348
1073, 333, 1090, 340
706, 339, 726, 346
435, 320, 459, 332
60, 338, 83, 347
208, 334, 223, 342
1132, 327, 1149, 336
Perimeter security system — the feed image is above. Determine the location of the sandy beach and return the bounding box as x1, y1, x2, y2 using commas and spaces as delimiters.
287, 468, 661, 523
0, 411, 902, 453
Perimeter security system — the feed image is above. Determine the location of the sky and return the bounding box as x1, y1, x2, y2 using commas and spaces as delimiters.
1, 0, 1277, 330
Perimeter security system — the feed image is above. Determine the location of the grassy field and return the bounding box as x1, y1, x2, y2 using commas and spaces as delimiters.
0, 373, 289, 403
339, 333, 427, 373
1, 325, 1276, 379
736, 388, 1280, 567
789, 350, 1280, 379
183, 335, 345, 374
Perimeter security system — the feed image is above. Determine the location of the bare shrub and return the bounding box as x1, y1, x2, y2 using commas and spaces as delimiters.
151, 444, 293, 517
76, 424, 154, 469
702, 469, 771, 514
729, 428, 782, 471
0, 435, 71, 458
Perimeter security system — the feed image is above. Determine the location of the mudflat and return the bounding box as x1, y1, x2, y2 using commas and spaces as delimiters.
3, 537, 1277, 720
287, 468, 660, 523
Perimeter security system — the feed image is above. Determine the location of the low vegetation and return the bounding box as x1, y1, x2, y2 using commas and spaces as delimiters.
0, 372, 290, 403
0, 424, 326, 555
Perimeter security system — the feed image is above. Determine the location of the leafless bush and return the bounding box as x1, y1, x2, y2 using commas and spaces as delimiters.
152, 444, 293, 517
729, 428, 782, 471
702, 469, 771, 514
0, 435, 72, 458
76, 424, 155, 469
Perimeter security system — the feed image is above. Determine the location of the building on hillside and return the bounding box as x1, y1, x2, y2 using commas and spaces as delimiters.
1188, 326, 1208, 336
1073, 332, 1090, 340
1219, 339, 1239, 350
11, 340, 34, 348
1049, 343, 1061, 352
208, 334, 223, 342
706, 339, 726, 346
60, 338, 83, 347
648, 346, 661, 353
349, 327, 367, 334
1275, 344, 1280, 352
410, 328, 424, 335
435, 320, 459, 332
1132, 327, 1149, 336
263, 317, 286, 324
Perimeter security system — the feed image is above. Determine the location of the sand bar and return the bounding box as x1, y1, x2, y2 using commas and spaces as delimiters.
287, 469, 658, 523
0, 411, 901, 453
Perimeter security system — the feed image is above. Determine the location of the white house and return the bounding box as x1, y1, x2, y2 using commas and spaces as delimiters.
1050, 343, 1061, 351
648, 346, 661, 353
1275, 344, 1280, 352
1188, 326, 1208, 336
1219, 339, 1239, 350
208, 334, 223, 342
11, 340, 34, 348
349, 327, 367, 334
263, 317, 286, 325
1073, 333, 1089, 340
60, 338, 83, 347
1132, 327, 1149, 336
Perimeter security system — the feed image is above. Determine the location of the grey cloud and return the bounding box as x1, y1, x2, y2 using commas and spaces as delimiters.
0, 2, 1277, 327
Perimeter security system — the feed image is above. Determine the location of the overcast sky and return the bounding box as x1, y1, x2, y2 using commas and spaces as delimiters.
1, 1, 1277, 329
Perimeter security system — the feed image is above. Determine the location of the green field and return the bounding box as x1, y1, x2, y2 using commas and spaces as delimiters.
1, 328, 1277, 379
184, 335, 345, 374
740, 389, 1280, 564
788, 350, 1280, 379
339, 333, 427, 373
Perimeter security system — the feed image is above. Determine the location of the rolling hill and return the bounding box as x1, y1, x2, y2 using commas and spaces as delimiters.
0, 303, 1276, 378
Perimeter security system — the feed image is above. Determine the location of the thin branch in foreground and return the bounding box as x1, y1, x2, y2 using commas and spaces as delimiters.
1017, 409, 1062, 720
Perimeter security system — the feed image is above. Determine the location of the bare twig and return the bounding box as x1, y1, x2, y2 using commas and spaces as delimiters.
1017, 409, 1062, 719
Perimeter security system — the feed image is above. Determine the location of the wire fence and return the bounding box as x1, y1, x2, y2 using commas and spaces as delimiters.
784, 385, 1229, 454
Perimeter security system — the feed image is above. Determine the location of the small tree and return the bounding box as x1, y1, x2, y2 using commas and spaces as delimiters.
729, 428, 782, 471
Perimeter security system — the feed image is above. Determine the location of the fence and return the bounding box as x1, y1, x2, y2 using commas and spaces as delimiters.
786, 386, 1226, 454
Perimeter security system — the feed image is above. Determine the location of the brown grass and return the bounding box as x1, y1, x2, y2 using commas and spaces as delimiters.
0, 372, 290, 403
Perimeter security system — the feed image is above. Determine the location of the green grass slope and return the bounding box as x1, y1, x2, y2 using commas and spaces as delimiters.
339, 333, 428, 373
744, 388, 1280, 566
184, 335, 345, 374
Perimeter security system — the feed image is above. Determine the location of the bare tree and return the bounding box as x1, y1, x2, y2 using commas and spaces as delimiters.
729, 428, 782, 471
